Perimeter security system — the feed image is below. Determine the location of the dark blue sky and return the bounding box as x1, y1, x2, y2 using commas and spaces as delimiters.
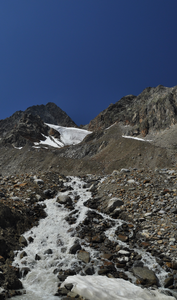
0, 1, 177, 125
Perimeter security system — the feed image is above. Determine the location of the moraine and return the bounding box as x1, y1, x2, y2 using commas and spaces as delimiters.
11, 175, 176, 300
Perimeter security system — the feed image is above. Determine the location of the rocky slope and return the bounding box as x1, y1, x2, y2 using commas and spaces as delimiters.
1, 169, 177, 298
1, 85, 177, 299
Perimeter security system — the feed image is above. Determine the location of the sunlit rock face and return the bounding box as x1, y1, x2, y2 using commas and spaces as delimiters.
88, 85, 177, 136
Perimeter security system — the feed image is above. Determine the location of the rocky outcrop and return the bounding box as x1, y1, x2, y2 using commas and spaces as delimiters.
25, 102, 77, 127
0, 102, 77, 140
88, 85, 177, 136
1, 113, 61, 148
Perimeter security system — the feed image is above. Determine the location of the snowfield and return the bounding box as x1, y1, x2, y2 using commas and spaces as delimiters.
34, 124, 92, 148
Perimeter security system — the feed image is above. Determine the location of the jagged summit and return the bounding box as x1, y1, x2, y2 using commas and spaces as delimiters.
25, 102, 77, 128
0, 102, 77, 140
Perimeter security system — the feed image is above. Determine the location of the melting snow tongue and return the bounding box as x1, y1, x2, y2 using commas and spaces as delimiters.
11, 177, 175, 300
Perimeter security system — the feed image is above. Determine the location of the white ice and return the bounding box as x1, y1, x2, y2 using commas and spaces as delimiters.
12, 177, 92, 300
46, 123, 92, 146
62, 275, 175, 300
12, 176, 175, 300
33, 124, 91, 148
34, 134, 64, 148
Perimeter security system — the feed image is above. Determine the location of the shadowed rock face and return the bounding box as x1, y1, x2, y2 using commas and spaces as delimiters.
0, 102, 77, 140
25, 102, 77, 128
1, 113, 61, 148
88, 85, 177, 136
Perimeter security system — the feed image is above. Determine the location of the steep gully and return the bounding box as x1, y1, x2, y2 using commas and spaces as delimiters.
11, 176, 175, 300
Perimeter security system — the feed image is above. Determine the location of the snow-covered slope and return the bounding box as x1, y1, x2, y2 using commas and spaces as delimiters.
34, 124, 92, 148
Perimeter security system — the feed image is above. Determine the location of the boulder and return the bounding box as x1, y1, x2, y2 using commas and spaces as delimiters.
107, 197, 124, 212
69, 243, 81, 254
57, 195, 72, 206
77, 250, 90, 263
19, 236, 27, 247
132, 267, 158, 286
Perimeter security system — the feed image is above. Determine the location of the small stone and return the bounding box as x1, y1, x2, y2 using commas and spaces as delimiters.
19, 236, 28, 247
69, 243, 81, 254
44, 249, 53, 255
64, 283, 73, 291
35, 254, 41, 260
20, 251, 27, 259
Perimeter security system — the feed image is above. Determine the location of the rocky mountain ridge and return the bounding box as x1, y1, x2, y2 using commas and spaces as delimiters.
0, 102, 76, 142
1, 85, 177, 175
1, 85, 177, 299
88, 85, 177, 137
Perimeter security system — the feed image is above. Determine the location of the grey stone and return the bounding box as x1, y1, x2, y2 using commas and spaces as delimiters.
77, 250, 90, 263
132, 267, 158, 286
107, 197, 124, 212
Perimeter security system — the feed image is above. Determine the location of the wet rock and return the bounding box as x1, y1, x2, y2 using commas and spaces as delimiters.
164, 276, 174, 288
19, 236, 28, 247
101, 253, 113, 260
58, 270, 76, 282
57, 195, 72, 206
44, 249, 53, 255
35, 254, 41, 260
20, 251, 27, 259
84, 266, 95, 275
20, 267, 30, 277
132, 266, 158, 286
35, 179, 44, 185
0, 288, 6, 300
69, 243, 81, 254
64, 283, 73, 291
27, 236, 34, 243
43, 189, 54, 197
117, 234, 129, 242
57, 287, 68, 296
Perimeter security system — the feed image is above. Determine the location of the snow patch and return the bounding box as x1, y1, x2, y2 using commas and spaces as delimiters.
46, 123, 92, 146
122, 135, 152, 142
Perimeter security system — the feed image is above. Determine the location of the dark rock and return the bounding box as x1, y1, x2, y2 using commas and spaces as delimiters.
43, 189, 54, 197
84, 266, 95, 275
20, 267, 30, 277
64, 283, 73, 291
20, 251, 27, 259
27, 236, 34, 243
69, 243, 81, 254
44, 249, 53, 255
35, 254, 41, 260
19, 236, 28, 247
164, 276, 174, 288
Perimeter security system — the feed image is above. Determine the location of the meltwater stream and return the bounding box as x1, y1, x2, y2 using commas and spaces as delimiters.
12, 176, 175, 300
